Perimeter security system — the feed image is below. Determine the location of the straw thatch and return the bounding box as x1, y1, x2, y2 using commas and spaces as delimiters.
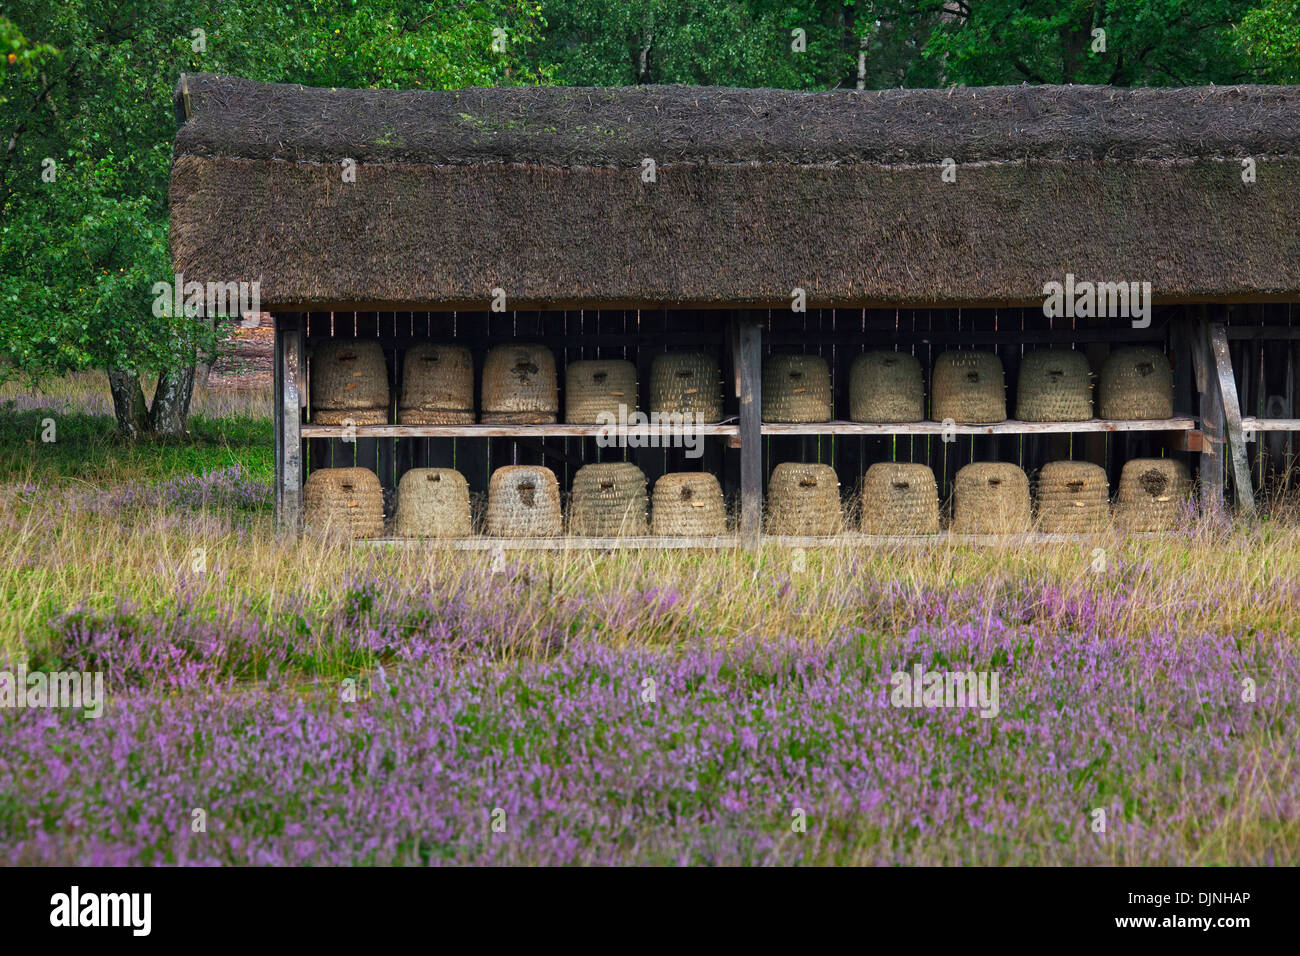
481, 344, 558, 424
951, 462, 1031, 533
649, 352, 723, 421
394, 468, 471, 537
311, 341, 389, 425
568, 462, 649, 536
1098, 347, 1174, 420
762, 354, 832, 422
1035, 461, 1109, 533
766, 463, 842, 536
303, 467, 384, 538
1114, 458, 1191, 531
651, 473, 727, 536
485, 465, 562, 537
397, 344, 474, 424
931, 351, 1006, 423
849, 351, 924, 423
860, 462, 940, 535
171, 76, 1300, 310
565, 359, 638, 424
1016, 349, 1093, 422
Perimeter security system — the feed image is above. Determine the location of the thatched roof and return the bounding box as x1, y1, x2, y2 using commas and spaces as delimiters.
170, 73, 1300, 311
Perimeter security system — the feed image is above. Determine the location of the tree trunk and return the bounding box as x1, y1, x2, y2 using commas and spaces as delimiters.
107, 367, 150, 440
149, 359, 197, 437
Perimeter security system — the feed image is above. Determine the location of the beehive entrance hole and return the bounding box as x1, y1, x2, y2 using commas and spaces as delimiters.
799, 478, 818, 488
513, 360, 539, 380
593, 371, 607, 384
1067, 480, 1085, 492
987, 477, 1002, 487
966, 371, 980, 383
1140, 471, 1168, 496
1048, 368, 1064, 380
680, 487, 693, 501
1136, 362, 1155, 377
427, 474, 441, 483
599, 481, 615, 491
892, 480, 911, 491
518, 481, 537, 507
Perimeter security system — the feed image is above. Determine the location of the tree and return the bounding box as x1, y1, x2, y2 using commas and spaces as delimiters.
0, 0, 552, 438
1237, 0, 1300, 82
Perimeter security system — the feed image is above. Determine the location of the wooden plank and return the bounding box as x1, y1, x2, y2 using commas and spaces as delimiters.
759, 418, 1195, 435
1242, 418, 1300, 431
1191, 313, 1224, 513
1209, 321, 1255, 514
364, 536, 741, 551
301, 423, 741, 438
279, 315, 302, 534
735, 313, 764, 546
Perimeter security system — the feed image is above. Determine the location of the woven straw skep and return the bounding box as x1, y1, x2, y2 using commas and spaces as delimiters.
311, 341, 389, 425
1098, 347, 1173, 420
849, 351, 924, 423
394, 468, 471, 537
1016, 349, 1093, 422
765, 463, 842, 536
565, 359, 638, 424
481, 344, 558, 424
762, 354, 832, 422
398, 344, 474, 424
485, 465, 562, 537
860, 463, 940, 535
651, 473, 727, 536
648, 352, 723, 422
951, 462, 1031, 533
1114, 458, 1190, 531
303, 467, 384, 539
1035, 461, 1109, 533
931, 351, 1007, 423
568, 462, 649, 536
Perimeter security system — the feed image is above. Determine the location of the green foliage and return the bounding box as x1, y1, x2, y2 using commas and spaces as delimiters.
1237, 0, 1300, 81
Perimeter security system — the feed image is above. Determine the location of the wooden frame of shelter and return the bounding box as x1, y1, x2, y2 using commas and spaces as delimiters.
169, 75, 1300, 547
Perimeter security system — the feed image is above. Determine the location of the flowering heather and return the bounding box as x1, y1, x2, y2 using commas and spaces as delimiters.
2, 563, 1297, 866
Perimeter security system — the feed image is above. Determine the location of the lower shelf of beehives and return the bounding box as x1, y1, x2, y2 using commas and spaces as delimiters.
362, 532, 1164, 550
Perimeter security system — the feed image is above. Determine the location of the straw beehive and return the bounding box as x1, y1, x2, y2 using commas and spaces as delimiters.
1016, 349, 1093, 422
485, 465, 562, 537
931, 351, 1007, 423
951, 462, 1031, 533
651, 473, 727, 536
765, 463, 842, 536
648, 352, 723, 422
1035, 461, 1109, 533
393, 468, 471, 537
302, 467, 384, 539
397, 344, 474, 424
762, 354, 832, 422
1098, 347, 1173, 420
1114, 458, 1190, 531
565, 359, 637, 424
568, 462, 649, 536
849, 351, 925, 423
481, 344, 558, 424
860, 463, 940, 535
311, 341, 389, 425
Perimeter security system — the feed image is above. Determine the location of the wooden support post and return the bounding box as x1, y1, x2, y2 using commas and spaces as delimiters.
734, 313, 764, 546
1190, 312, 1224, 514
1208, 321, 1256, 514
279, 314, 303, 534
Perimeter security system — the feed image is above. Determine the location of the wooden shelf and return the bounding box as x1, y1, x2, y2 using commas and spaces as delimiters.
1242, 417, 1300, 432
301, 422, 740, 439
760, 417, 1196, 436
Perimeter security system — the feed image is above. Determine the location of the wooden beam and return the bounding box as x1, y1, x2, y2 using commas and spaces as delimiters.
1208, 322, 1255, 514
300, 422, 740, 438
759, 418, 1195, 436
734, 313, 764, 547
1191, 312, 1224, 514
1241, 417, 1300, 432
279, 315, 303, 534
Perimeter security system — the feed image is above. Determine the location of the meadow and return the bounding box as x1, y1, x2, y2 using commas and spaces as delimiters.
0, 374, 1297, 865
